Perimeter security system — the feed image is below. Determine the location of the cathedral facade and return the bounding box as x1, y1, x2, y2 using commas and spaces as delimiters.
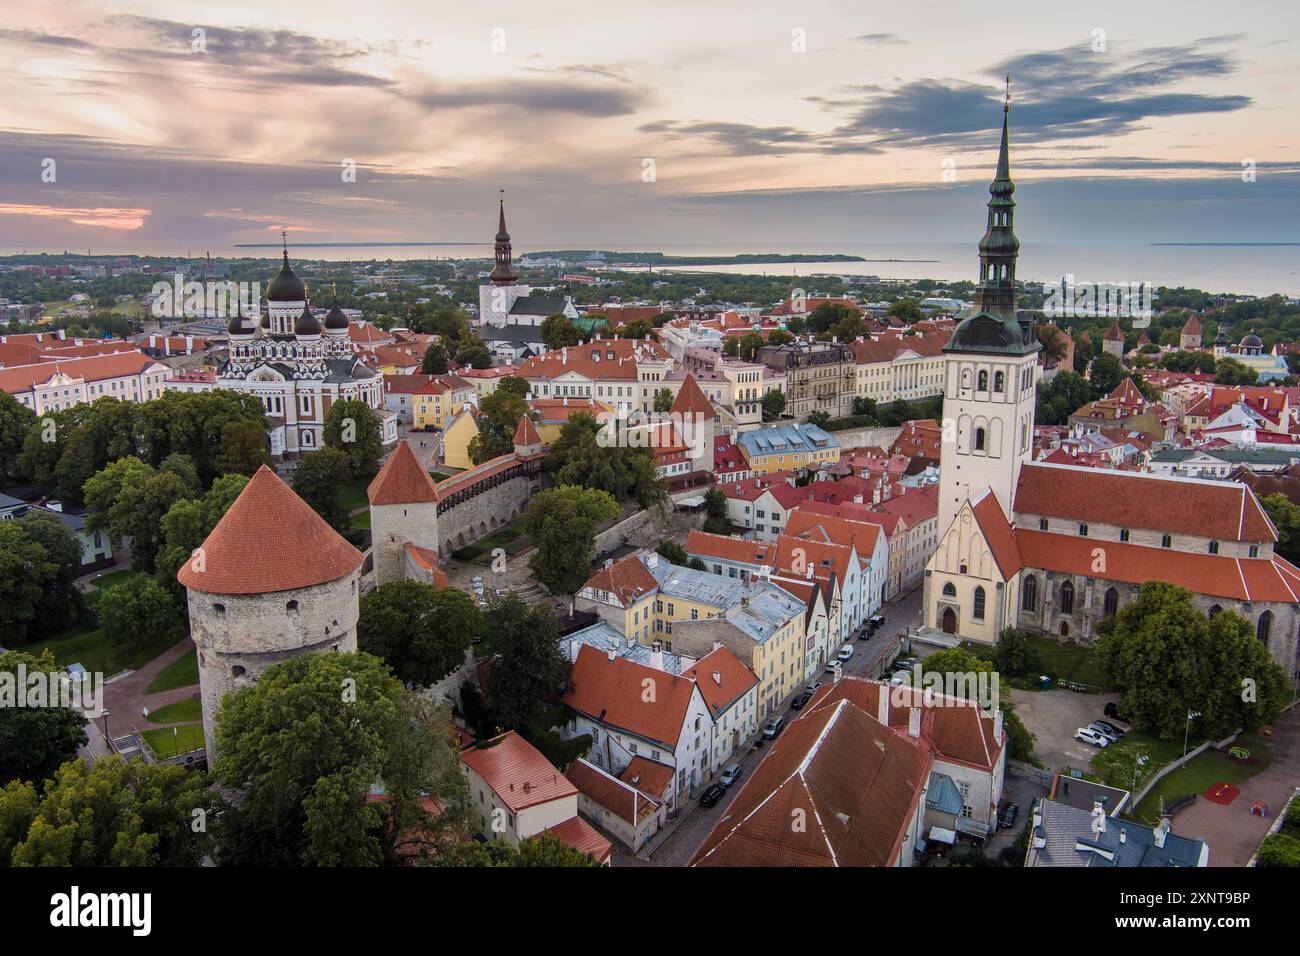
921, 103, 1300, 683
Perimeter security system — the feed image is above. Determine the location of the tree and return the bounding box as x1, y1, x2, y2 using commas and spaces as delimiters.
323, 399, 383, 479
1214, 357, 1258, 386
523, 485, 619, 595
807, 410, 831, 429
359, 581, 480, 687
761, 390, 787, 420
1098, 582, 1287, 738
1160, 350, 1215, 374
214, 652, 463, 866
910, 647, 1036, 762
887, 299, 923, 324
1035, 371, 1099, 426
547, 413, 666, 509
1262, 493, 1300, 565
851, 396, 878, 419
1257, 832, 1300, 867
84, 456, 192, 572
615, 319, 657, 342
767, 328, 795, 347
155, 473, 250, 596
807, 302, 856, 334
737, 331, 765, 361
14, 510, 83, 635
0, 523, 55, 641
653, 388, 674, 413
656, 540, 689, 566
292, 447, 353, 532
1088, 352, 1125, 395
469, 388, 527, 464
97, 575, 181, 651
993, 629, 1043, 679
0, 391, 35, 482
540, 314, 581, 350
1035, 324, 1068, 364
455, 342, 493, 369
496, 375, 530, 399
702, 487, 730, 534
482, 595, 568, 730
421, 342, 449, 375
2, 757, 213, 866
214, 419, 271, 477
0, 649, 88, 786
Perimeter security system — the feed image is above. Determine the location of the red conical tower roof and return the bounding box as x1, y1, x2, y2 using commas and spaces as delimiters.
177, 465, 362, 594
670, 373, 715, 417
514, 412, 542, 447
368, 440, 439, 506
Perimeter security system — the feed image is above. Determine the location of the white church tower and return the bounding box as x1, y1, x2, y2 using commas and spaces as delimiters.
937, 92, 1041, 535
477, 191, 531, 327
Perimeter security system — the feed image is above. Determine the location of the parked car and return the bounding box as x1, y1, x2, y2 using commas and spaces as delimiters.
805, 680, 822, 694
762, 716, 785, 740
1103, 702, 1130, 723
720, 764, 743, 787
837, 644, 854, 662
824, 660, 842, 675
1090, 720, 1125, 741
1075, 727, 1110, 748
998, 802, 1019, 829
867, 614, 886, 634
700, 783, 727, 807
790, 692, 813, 710
889, 671, 912, 686
893, 657, 918, 671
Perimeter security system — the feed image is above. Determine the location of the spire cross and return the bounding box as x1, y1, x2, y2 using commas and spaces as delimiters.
281, 229, 288, 259
1004, 75, 1011, 112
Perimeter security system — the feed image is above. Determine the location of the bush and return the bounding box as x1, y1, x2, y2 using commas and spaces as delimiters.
1257, 832, 1300, 867
995, 629, 1044, 679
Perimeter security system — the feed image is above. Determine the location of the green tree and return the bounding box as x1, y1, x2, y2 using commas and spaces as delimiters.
523, 485, 619, 596
737, 331, 765, 361
0, 391, 36, 481
994, 629, 1044, 679
483, 595, 568, 731
14, 510, 83, 635
540, 314, 582, 350
653, 388, 674, 413
323, 399, 383, 479
807, 410, 831, 429
359, 581, 480, 687
455, 342, 493, 369
292, 447, 353, 532
421, 342, 449, 375
1257, 832, 1300, 867
0, 649, 88, 786
214, 419, 271, 477
84, 457, 191, 572
702, 487, 730, 534
1088, 352, 1125, 395
0, 523, 55, 640
911, 647, 1036, 762
1214, 357, 1258, 386
1035, 324, 1068, 364
547, 413, 666, 509
1261, 493, 1300, 565
469, 388, 527, 464
97, 574, 181, 651
615, 319, 657, 342
496, 375, 530, 399
761, 390, 787, 420
656, 539, 689, 566
887, 299, 923, 324
154, 473, 250, 596
214, 651, 463, 866
4, 757, 213, 866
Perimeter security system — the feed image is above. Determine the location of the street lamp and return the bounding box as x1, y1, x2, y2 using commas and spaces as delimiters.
1181, 710, 1202, 768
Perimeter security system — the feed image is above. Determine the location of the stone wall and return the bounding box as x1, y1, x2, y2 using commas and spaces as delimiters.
438, 473, 537, 555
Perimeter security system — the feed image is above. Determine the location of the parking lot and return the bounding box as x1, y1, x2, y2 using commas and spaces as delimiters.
1009, 686, 1125, 774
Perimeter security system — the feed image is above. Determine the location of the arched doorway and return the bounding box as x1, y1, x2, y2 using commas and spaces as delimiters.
941, 607, 957, 634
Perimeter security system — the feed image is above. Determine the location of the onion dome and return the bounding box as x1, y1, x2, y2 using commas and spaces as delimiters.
324, 285, 349, 333
1240, 332, 1263, 351
267, 239, 306, 302
295, 298, 322, 337
227, 308, 256, 339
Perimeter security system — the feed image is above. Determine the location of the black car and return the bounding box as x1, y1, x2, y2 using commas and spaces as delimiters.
1103, 702, 1130, 723
997, 802, 1019, 829
790, 692, 813, 710
700, 783, 727, 807
1092, 719, 1126, 739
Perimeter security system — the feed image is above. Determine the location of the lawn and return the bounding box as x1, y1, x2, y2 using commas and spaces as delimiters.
452, 518, 530, 564
142, 725, 205, 759
1130, 734, 1273, 824
1022, 632, 1110, 691
84, 568, 146, 607
349, 509, 371, 530
1092, 729, 1202, 793
147, 697, 201, 724
144, 648, 198, 694
340, 476, 370, 513
13, 625, 181, 677
428, 470, 450, 482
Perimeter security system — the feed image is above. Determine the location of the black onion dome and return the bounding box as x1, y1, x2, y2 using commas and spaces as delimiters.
324, 297, 348, 331
267, 251, 306, 301
295, 302, 321, 336
227, 309, 256, 336
1240, 332, 1264, 350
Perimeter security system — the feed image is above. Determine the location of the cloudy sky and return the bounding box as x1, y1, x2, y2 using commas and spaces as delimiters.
0, 1, 1297, 253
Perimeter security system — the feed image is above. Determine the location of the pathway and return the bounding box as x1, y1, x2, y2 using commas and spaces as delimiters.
98, 637, 201, 740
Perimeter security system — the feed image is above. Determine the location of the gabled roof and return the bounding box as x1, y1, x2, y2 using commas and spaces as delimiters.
562, 644, 699, 749
685, 529, 772, 566
970, 489, 1023, 579
513, 412, 542, 446
177, 465, 362, 594
691, 698, 933, 867
783, 510, 882, 561
459, 730, 576, 813
681, 647, 759, 719
671, 373, 715, 417
1014, 461, 1276, 543
565, 757, 659, 826
581, 552, 660, 607
538, 815, 612, 864
368, 440, 439, 505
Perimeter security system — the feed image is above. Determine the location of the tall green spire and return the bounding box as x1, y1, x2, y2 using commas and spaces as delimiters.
944, 86, 1039, 356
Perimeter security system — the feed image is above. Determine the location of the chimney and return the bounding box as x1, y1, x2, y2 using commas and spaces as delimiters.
712, 671, 721, 686
1153, 818, 1170, 848
877, 686, 889, 725
907, 707, 921, 738
712, 640, 723, 651
607, 647, 617, 663
569, 639, 579, 660
1119, 828, 1127, 845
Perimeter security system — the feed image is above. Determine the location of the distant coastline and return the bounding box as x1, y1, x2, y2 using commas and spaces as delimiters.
1150, 242, 1300, 247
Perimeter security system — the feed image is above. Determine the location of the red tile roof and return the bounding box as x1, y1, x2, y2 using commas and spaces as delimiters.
177, 465, 362, 594
513, 412, 542, 446
682, 647, 758, 718
368, 440, 439, 505
459, 730, 577, 813
691, 698, 932, 867
619, 756, 676, 802
970, 490, 1023, 578
1014, 461, 1276, 543
565, 758, 659, 826
671, 373, 715, 417
405, 543, 450, 588
784, 509, 883, 560
0, 350, 164, 394
538, 815, 611, 864
685, 529, 772, 566
581, 552, 659, 607
562, 644, 698, 749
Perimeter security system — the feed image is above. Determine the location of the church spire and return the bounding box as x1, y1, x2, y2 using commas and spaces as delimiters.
489, 189, 518, 285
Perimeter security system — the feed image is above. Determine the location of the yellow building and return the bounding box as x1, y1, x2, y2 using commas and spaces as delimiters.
736, 422, 840, 476
528, 397, 611, 444
412, 373, 476, 431
441, 408, 480, 470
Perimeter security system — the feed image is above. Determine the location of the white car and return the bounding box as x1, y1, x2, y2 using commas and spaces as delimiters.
890, 671, 912, 686
836, 645, 854, 662
1075, 727, 1110, 748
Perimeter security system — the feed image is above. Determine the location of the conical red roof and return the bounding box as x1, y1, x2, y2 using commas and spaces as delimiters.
513, 413, 542, 447
671, 373, 715, 417
177, 465, 362, 594
368, 440, 439, 505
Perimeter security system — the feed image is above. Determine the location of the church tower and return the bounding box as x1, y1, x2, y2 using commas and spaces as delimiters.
937, 92, 1041, 535
478, 192, 530, 327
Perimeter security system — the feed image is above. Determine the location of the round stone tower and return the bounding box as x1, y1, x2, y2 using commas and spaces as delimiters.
178, 465, 363, 759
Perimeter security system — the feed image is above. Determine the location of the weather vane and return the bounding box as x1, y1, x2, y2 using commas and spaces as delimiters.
1004, 75, 1012, 111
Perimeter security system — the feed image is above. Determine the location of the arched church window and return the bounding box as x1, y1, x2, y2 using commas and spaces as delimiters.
974, 427, 986, 452
1022, 575, 1038, 611
978, 370, 988, 390
1257, 610, 1273, 646
1103, 587, 1119, 618
994, 372, 1004, 392
973, 587, 986, 620
1060, 580, 1075, 614
942, 582, 957, 598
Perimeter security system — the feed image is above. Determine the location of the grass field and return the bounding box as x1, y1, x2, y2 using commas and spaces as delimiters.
144, 648, 198, 694
1131, 734, 1273, 824
349, 509, 371, 530
1023, 632, 1110, 690
13, 624, 180, 677
1093, 729, 1202, 792
142, 724, 205, 759
84, 568, 146, 607
148, 697, 201, 724
340, 476, 370, 513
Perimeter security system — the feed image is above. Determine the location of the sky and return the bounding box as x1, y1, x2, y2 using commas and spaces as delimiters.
0, 1, 1297, 254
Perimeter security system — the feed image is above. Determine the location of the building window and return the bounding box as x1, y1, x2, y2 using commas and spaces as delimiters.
1103, 587, 1118, 618
1060, 580, 1075, 614
1249, 545, 1259, 558
1022, 575, 1038, 611
994, 371, 1004, 392
1257, 611, 1272, 646
974, 427, 985, 452
1039, 518, 1048, 531
977, 370, 988, 390
1119, 528, 1130, 542
1208, 541, 1219, 555
1161, 534, 1172, 548
942, 582, 957, 598
973, 586, 986, 621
